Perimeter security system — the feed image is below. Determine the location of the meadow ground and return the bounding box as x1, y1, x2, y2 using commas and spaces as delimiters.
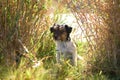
0, 42, 109, 80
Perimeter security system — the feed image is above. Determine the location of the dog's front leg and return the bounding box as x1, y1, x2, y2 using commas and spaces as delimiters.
72, 53, 77, 66
56, 52, 61, 63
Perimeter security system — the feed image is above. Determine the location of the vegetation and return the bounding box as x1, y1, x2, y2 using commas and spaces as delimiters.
70, 0, 120, 79
0, 0, 120, 80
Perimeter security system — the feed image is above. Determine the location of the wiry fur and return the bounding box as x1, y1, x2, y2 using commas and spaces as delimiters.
56, 40, 77, 66
50, 23, 83, 66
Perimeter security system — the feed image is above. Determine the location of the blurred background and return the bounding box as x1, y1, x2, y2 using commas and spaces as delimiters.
0, 0, 120, 80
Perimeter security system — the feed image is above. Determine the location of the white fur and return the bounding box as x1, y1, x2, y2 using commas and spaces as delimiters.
55, 40, 78, 66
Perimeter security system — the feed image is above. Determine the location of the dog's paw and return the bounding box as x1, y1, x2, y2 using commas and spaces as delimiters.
77, 55, 84, 60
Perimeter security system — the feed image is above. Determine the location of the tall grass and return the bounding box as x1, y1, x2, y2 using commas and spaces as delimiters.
0, 42, 108, 80
0, 0, 55, 79
69, 0, 120, 79
1, 0, 119, 79
0, 0, 54, 66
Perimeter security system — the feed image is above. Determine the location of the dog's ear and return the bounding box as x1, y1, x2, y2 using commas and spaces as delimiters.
65, 25, 72, 33
50, 27, 54, 33
50, 23, 57, 33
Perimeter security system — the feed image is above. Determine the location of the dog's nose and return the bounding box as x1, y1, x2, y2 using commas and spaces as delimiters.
54, 35, 58, 39
54, 36, 57, 39
54, 35, 61, 40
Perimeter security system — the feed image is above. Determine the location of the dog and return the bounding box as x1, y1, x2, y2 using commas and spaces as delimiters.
50, 23, 83, 66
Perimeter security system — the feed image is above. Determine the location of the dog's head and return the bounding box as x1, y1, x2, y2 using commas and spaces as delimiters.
50, 23, 72, 41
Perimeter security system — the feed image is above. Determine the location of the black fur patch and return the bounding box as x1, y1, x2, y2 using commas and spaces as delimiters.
65, 25, 72, 33
50, 24, 72, 41
65, 25, 72, 41
50, 27, 54, 33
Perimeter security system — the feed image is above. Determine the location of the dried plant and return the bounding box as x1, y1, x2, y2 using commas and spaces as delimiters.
68, 0, 120, 76
0, 0, 54, 66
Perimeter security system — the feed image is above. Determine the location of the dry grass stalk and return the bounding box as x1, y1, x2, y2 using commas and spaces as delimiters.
0, 0, 53, 66
68, 0, 120, 75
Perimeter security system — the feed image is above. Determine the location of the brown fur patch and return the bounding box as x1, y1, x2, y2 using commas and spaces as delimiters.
51, 24, 68, 41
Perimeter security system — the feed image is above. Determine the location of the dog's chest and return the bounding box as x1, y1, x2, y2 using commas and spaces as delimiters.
56, 41, 76, 53
57, 42, 67, 52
